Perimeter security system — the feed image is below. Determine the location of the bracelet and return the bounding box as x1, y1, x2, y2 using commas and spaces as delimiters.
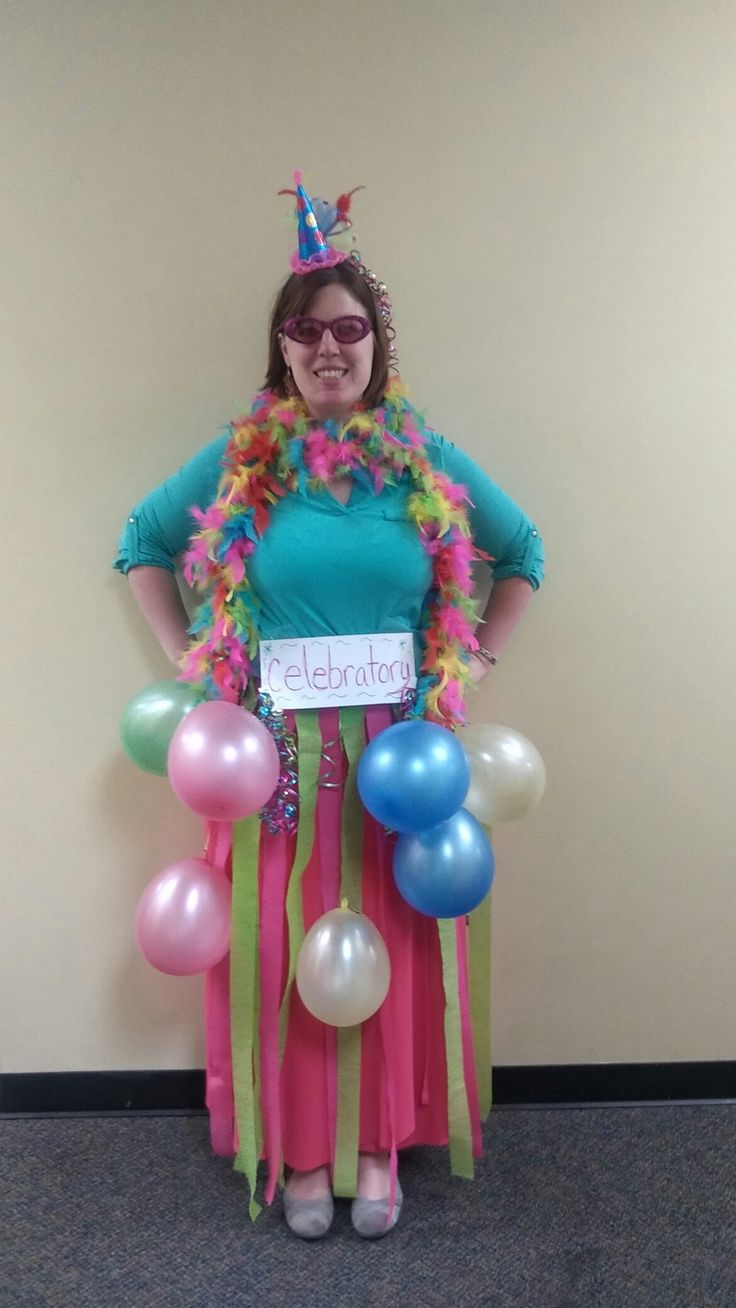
473, 644, 498, 667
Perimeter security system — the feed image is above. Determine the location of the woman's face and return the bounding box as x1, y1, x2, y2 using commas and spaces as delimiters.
279, 283, 375, 422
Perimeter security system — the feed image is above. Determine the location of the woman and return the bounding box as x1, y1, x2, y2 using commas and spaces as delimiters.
115, 175, 544, 1239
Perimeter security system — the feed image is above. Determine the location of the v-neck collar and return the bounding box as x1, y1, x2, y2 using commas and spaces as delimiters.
322, 478, 356, 510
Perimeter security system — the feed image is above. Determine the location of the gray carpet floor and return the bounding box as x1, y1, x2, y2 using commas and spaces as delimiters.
2, 1105, 735, 1308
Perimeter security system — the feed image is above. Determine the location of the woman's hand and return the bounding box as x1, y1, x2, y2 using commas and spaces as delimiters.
467, 650, 494, 685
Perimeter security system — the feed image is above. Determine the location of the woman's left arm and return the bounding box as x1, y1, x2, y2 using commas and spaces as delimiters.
426, 431, 545, 684
468, 576, 535, 684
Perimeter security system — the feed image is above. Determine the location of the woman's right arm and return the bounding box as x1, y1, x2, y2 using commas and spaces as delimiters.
127, 567, 192, 667
114, 429, 229, 666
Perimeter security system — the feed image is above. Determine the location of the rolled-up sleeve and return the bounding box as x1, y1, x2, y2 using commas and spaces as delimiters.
426, 432, 545, 590
113, 431, 229, 575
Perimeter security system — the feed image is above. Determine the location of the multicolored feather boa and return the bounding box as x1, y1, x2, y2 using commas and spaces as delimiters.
179, 380, 489, 726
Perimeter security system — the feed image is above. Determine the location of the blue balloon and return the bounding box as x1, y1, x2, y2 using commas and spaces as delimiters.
393, 808, 494, 918
357, 719, 470, 834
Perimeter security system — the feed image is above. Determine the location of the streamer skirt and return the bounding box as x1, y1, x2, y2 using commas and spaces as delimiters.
208, 702, 490, 1211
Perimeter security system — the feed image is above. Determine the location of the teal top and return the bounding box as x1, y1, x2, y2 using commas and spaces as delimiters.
114, 421, 544, 642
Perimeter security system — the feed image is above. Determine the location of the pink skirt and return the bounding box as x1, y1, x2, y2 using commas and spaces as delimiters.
203, 704, 492, 1217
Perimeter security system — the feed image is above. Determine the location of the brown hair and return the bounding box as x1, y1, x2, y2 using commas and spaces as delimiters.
264, 260, 390, 408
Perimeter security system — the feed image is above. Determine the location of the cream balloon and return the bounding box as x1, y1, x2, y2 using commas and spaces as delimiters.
296, 907, 391, 1027
460, 724, 546, 824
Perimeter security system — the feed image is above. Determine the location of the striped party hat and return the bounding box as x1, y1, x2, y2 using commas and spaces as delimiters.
289, 170, 348, 275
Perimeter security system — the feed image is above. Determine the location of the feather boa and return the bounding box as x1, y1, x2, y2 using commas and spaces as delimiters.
179, 380, 490, 726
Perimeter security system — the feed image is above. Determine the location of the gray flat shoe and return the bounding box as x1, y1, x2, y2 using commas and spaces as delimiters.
351, 1179, 403, 1239
282, 1186, 334, 1240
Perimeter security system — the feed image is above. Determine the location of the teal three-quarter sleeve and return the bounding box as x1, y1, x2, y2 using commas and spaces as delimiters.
425, 431, 545, 590
113, 430, 229, 575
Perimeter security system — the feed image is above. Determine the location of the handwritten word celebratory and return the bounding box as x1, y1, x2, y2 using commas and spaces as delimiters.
259, 634, 417, 710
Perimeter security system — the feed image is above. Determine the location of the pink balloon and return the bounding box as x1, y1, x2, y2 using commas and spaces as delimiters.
167, 700, 280, 820
135, 858, 231, 976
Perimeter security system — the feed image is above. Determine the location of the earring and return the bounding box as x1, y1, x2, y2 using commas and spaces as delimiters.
285, 366, 297, 397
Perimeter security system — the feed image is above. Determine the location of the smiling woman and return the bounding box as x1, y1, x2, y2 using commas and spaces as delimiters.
115, 171, 544, 1241
279, 282, 376, 422
265, 257, 391, 410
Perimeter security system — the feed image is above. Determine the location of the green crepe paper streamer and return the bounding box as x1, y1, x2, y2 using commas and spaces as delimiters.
279, 710, 322, 1061
332, 706, 366, 1199
438, 917, 474, 1180
468, 883, 493, 1119
336, 706, 365, 912
231, 814, 263, 1220
334, 1025, 362, 1197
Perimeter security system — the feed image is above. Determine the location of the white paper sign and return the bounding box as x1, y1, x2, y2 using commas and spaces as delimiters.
259, 633, 416, 710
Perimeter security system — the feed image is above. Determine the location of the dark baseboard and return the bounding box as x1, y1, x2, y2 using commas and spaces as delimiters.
2, 1062, 735, 1116
0, 1070, 206, 1115
494, 1061, 736, 1105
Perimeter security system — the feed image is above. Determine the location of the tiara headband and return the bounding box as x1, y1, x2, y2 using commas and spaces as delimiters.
279, 170, 398, 370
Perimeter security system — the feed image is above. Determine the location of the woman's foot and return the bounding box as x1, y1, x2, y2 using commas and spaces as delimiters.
351, 1152, 402, 1238
283, 1165, 333, 1240
356, 1151, 390, 1198
286, 1165, 331, 1200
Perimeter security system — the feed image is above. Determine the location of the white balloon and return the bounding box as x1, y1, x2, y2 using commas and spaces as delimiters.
296, 907, 391, 1027
460, 724, 546, 824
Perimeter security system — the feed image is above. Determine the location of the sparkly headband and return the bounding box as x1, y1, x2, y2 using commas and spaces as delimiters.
279, 170, 398, 371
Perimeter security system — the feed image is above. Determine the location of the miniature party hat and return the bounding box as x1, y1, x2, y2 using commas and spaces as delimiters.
289, 170, 348, 274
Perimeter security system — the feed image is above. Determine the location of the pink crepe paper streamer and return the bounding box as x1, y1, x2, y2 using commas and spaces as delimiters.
204, 819, 236, 1156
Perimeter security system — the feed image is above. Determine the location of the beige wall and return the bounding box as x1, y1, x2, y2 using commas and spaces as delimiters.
3, 0, 735, 1073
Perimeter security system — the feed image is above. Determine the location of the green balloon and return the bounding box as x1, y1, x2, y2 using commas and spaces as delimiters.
120, 680, 204, 775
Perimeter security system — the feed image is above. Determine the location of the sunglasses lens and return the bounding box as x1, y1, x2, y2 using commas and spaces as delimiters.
333, 316, 369, 343
287, 318, 322, 344
283, 316, 370, 345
